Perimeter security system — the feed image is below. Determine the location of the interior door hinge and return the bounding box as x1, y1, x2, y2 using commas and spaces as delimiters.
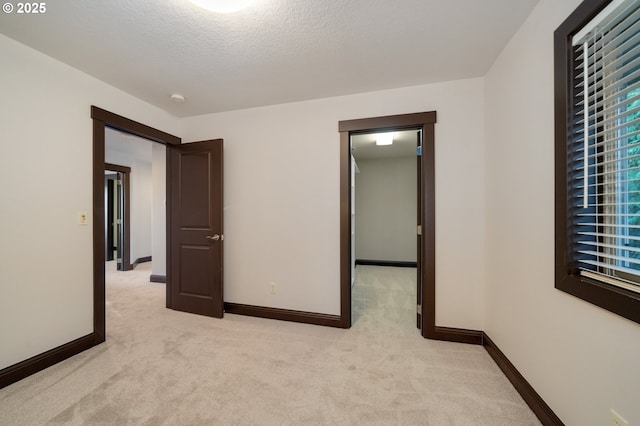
417, 225, 422, 236
417, 304, 422, 314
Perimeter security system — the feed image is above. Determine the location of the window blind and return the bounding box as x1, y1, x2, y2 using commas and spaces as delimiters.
569, 0, 640, 291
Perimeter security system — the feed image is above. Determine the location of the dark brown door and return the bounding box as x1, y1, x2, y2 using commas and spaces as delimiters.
416, 131, 422, 329
168, 139, 224, 318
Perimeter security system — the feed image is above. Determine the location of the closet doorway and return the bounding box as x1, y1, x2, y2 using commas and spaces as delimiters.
350, 129, 421, 332
338, 111, 437, 339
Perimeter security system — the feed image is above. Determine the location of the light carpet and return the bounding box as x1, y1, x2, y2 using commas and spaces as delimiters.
0, 263, 540, 425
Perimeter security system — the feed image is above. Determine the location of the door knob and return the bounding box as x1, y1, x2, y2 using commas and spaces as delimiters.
206, 234, 220, 241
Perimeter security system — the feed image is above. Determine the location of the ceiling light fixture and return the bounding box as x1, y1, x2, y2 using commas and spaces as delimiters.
187, 0, 254, 13
170, 93, 186, 103
376, 133, 394, 146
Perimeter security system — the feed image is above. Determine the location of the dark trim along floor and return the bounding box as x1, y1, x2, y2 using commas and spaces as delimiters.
355, 259, 418, 268
428, 326, 484, 345
482, 333, 564, 426
0, 334, 96, 389
224, 303, 342, 328
132, 256, 152, 269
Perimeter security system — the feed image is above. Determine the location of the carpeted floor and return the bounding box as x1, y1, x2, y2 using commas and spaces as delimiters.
0, 263, 540, 425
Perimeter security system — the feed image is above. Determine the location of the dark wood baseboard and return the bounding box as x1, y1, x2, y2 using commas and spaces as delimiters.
419, 325, 562, 424
224, 303, 343, 328
483, 333, 564, 426
426, 326, 484, 345
132, 256, 152, 269
150, 274, 166, 283
0, 333, 97, 389
355, 259, 417, 268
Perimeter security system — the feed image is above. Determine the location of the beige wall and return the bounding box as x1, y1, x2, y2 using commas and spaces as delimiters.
354, 156, 417, 262
105, 133, 166, 274
0, 34, 180, 370
152, 143, 167, 277
484, 0, 640, 424
131, 159, 152, 261
105, 131, 154, 263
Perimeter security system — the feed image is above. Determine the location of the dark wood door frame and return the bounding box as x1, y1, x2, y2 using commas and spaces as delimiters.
105, 163, 132, 271
92, 106, 181, 344
415, 131, 422, 329
339, 112, 434, 334
339, 111, 480, 343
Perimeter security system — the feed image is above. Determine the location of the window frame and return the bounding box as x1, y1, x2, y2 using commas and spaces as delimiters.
555, 0, 640, 325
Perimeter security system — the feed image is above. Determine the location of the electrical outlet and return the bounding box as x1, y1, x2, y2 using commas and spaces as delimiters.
270, 283, 277, 294
78, 211, 88, 225
611, 409, 629, 426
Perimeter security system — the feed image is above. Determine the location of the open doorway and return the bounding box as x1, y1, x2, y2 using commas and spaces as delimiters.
340, 112, 482, 343
92, 106, 225, 345
350, 130, 420, 333
104, 128, 165, 280
338, 111, 438, 339
91, 107, 181, 344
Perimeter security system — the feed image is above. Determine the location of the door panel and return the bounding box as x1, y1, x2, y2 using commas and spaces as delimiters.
180, 245, 214, 297
169, 139, 224, 318
416, 131, 422, 329
179, 152, 212, 227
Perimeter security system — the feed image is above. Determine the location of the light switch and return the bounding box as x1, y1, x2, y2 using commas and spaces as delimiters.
78, 211, 88, 225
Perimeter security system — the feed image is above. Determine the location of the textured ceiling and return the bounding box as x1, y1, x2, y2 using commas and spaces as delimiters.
0, 0, 539, 117
106, 128, 153, 162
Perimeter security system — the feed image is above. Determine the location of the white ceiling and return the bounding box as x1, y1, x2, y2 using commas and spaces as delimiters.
105, 128, 153, 162
0, 0, 539, 117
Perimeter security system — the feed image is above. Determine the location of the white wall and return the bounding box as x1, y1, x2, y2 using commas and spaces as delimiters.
484, 0, 640, 424
182, 78, 486, 328
131, 159, 152, 261
105, 132, 154, 263
105, 131, 166, 273
152, 144, 167, 277
0, 34, 181, 370
354, 156, 416, 262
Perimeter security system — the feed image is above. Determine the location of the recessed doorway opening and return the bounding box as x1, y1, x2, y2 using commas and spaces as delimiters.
350, 129, 421, 334
338, 111, 436, 339
104, 128, 166, 280
92, 106, 225, 345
